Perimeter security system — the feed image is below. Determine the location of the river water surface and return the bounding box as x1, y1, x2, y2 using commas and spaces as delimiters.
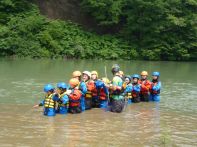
0, 59, 196, 147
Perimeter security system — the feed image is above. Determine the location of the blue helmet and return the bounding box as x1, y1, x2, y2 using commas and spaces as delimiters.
152, 72, 160, 77
95, 80, 104, 89
132, 74, 140, 79
44, 84, 54, 92
125, 75, 131, 81
57, 82, 67, 89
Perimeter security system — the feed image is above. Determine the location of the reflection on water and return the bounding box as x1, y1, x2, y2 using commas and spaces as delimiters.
0, 59, 196, 146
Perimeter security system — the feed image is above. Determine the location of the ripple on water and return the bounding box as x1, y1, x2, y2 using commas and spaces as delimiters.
0, 81, 197, 146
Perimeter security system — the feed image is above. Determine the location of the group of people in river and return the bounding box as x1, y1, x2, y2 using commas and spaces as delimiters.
33, 64, 161, 116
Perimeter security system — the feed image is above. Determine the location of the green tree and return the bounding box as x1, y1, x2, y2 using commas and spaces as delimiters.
81, 0, 197, 61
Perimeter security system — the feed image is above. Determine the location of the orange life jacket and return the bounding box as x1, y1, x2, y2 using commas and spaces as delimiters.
69, 89, 82, 107
139, 80, 151, 94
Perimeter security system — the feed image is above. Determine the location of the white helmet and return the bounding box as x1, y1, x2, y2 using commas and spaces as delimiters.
82, 71, 91, 78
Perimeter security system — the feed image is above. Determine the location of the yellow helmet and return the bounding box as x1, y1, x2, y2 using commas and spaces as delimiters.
101, 77, 110, 84
72, 71, 81, 78
141, 71, 148, 76
91, 71, 98, 77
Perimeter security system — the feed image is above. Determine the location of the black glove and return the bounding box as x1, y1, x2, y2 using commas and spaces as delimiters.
57, 99, 63, 104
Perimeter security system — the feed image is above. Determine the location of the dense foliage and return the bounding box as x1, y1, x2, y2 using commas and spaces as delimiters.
0, 0, 137, 59
81, 0, 197, 61
0, 0, 196, 61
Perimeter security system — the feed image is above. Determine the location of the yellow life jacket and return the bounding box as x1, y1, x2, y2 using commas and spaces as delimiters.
44, 94, 55, 108
85, 91, 92, 98
126, 92, 132, 99
58, 92, 69, 107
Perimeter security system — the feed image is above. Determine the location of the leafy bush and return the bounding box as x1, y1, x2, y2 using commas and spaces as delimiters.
0, 0, 196, 61
0, 2, 133, 59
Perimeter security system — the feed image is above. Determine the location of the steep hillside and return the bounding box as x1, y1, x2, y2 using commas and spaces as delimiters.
33, 0, 116, 34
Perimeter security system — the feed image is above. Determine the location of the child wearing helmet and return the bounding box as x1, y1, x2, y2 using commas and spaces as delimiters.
91, 71, 100, 108
91, 71, 98, 81
93, 80, 109, 109
139, 71, 151, 102
131, 74, 141, 103
122, 75, 132, 105
149, 72, 161, 102
110, 64, 125, 113
72, 71, 87, 112
33, 84, 59, 116
68, 78, 82, 114
122, 75, 131, 90
83, 71, 95, 110
56, 82, 69, 115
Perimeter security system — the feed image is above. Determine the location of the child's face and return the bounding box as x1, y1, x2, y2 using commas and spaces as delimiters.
141, 75, 147, 80
152, 76, 158, 80
56, 88, 61, 94
83, 74, 89, 81
133, 78, 138, 83
70, 84, 74, 88
91, 74, 97, 80
125, 78, 130, 84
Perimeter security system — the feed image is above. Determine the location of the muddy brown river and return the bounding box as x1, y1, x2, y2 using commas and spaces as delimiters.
0, 59, 196, 147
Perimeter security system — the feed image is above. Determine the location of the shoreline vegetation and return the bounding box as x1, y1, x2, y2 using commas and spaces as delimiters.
0, 0, 196, 61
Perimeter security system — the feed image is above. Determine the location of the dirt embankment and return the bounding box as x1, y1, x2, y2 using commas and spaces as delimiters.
32, 0, 116, 34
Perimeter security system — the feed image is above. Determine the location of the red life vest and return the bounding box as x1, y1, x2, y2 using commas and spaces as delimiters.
132, 84, 140, 98
69, 89, 82, 107
91, 81, 98, 97
98, 88, 107, 100
85, 80, 95, 99
132, 91, 138, 98
139, 80, 151, 95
